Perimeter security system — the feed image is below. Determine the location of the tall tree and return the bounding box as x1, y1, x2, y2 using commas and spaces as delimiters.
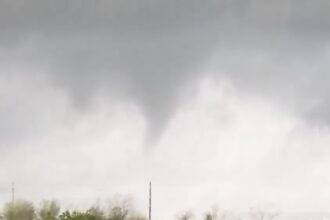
3, 201, 35, 220
38, 200, 60, 220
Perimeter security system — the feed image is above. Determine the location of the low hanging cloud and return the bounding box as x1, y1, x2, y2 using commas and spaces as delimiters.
1, 0, 330, 145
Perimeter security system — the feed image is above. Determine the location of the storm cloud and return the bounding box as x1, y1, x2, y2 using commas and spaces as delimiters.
1, 0, 329, 144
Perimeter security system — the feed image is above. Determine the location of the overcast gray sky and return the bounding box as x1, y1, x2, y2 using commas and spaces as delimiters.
1, 0, 330, 219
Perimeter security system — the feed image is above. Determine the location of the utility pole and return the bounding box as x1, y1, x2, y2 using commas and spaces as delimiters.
11, 182, 15, 203
149, 181, 152, 220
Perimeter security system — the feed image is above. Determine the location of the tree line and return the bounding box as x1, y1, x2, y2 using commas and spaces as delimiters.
0, 199, 146, 220
0, 200, 280, 220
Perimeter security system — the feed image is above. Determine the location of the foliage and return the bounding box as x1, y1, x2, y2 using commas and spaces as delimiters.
59, 210, 99, 220
38, 200, 60, 220
127, 214, 146, 220
58, 206, 107, 220
108, 206, 129, 220
107, 197, 132, 220
86, 207, 106, 220
3, 201, 35, 220
0, 197, 280, 220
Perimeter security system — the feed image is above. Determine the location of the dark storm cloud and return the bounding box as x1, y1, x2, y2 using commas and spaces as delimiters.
1, 0, 330, 143
0, 0, 227, 143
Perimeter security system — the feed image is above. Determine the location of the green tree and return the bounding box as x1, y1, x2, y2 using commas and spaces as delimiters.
86, 207, 105, 220
59, 209, 105, 220
38, 200, 60, 220
107, 197, 132, 220
59, 211, 85, 220
3, 201, 35, 220
108, 206, 129, 220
